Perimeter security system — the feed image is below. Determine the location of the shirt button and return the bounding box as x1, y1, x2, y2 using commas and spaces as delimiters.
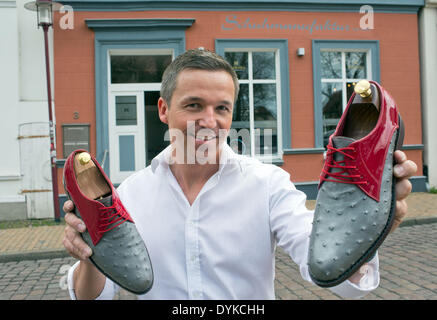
191, 255, 197, 262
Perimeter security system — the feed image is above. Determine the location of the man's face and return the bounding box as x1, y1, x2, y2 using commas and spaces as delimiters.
158, 69, 235, 163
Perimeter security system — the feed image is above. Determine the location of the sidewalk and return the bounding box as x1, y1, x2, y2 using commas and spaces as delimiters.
0, 192, 436, 262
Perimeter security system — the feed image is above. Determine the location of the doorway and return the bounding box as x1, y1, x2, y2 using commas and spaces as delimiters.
108, 50, 173, 184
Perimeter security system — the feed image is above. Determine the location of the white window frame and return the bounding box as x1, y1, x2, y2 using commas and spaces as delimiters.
224, 48, 283, 162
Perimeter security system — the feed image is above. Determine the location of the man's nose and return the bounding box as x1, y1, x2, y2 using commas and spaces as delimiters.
198, 106, 217, 128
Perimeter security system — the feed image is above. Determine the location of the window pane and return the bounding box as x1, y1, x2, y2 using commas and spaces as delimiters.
346, 52, 367, 79
111, 55, 172, 83
119, 135, 135, 171
225, 52, 248, 80
116, 96, 137, 126
320, 51, 342, 79
229, 84, 250, 155
253, 52, 276, 80
232, 84, 250, 123
321, 82, 343, 147
254, 84, 277, 155
346, 81, 358, 102
254, 84, 277, 119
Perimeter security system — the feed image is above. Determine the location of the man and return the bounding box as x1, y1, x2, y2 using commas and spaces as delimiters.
63, 49, 417, 299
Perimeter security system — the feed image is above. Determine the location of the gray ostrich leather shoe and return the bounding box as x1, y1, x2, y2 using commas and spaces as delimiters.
63, 150, 153, 294
308, 80, 405, 288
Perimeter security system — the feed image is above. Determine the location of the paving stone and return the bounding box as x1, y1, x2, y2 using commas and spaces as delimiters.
0, 223, 437, 300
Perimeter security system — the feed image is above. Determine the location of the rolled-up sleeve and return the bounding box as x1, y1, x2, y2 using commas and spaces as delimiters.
328, 253, 379, 298
67, 261, 119, 300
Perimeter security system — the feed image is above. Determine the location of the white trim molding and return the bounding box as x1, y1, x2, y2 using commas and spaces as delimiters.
0, 195, 25, 203
0, 1, 16, 8
0, 174, 22, 181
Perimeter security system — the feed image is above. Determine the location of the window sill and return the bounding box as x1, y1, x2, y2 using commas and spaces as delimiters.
258, 157, 284, 166
283, 148, 325, 155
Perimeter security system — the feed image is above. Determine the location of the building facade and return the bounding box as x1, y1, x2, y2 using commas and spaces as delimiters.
0, 0, 429, 221
0, 0, 57, 220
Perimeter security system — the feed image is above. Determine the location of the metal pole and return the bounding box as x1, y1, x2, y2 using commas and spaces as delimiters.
42, 24, 61, 222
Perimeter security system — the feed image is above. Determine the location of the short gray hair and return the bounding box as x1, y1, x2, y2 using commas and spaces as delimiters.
160, 49, 240, 106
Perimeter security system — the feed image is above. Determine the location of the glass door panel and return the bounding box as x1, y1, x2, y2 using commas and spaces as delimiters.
108, 92, 145, 184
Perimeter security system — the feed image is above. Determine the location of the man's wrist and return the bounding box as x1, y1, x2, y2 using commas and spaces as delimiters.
348, 264, 368, 285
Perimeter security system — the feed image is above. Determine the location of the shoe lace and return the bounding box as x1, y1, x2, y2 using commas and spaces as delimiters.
97, 197, 131, 235
321, 145, 367, 185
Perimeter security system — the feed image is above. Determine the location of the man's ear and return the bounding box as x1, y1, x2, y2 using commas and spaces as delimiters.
157, 97, 169, 124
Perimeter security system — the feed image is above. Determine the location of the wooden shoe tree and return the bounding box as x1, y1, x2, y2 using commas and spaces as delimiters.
343, 80, 380, 140
74, 152, 111, 200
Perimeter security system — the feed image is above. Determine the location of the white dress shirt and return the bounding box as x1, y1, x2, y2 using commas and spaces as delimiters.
68, 144, 379, 300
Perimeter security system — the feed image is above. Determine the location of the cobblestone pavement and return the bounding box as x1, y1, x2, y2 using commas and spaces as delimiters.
275, 223, 437, 300
0, 223, 436, 300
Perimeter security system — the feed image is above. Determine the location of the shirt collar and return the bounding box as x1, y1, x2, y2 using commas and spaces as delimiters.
150, 143, 243, 174
150, 145, 172, 173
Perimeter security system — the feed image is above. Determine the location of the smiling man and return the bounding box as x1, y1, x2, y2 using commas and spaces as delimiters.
157, 62, 237, 204
63, 49, 417, 300
159, 68, 234, 164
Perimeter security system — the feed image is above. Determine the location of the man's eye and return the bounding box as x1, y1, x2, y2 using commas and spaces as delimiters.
217, 105, 230, 112
186, 103, 200, 108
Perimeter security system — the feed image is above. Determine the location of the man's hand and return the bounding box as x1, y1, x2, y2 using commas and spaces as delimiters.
62, 200, 93, 261
62, 200, 106, 300
390, 150, 418, 232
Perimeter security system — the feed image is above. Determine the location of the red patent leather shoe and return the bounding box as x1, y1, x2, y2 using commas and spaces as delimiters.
308, 80, 404, 288
63, 149, 153, 294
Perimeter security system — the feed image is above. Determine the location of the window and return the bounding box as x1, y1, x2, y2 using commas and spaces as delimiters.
216, 39, 290, 161
110, 55, 172, 83
224, 50, 280, 158
320, 50, 369, 147
312, 41, 380, 148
